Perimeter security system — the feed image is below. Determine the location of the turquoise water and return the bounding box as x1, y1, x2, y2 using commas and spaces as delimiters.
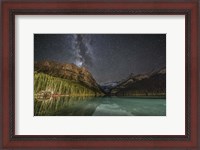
34, 96, 166, 116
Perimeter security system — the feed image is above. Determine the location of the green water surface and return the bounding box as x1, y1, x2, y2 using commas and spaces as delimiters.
34, 96, 166, 116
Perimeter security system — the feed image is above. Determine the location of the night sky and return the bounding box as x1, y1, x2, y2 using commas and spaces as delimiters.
34, 34, 166, 84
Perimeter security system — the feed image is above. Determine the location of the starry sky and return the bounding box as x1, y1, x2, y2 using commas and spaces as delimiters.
34, 34, 166, 84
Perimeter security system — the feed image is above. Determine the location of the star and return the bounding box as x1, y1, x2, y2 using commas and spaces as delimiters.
34, 34, 166, 84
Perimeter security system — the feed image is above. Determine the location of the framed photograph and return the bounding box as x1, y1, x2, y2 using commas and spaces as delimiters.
1, 1, 199, 149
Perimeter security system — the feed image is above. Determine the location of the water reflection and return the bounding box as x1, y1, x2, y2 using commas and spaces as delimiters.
34, 96, 166, 116
34, 96, 101, 116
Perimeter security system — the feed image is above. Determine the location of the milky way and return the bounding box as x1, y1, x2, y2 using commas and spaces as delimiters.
71, 34, 93, 67
34, 34, 166, 84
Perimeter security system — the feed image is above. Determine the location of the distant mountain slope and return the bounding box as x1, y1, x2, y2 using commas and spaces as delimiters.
100, 81, 120, 93
34, 61, 104, 96
110, 68, 166, 96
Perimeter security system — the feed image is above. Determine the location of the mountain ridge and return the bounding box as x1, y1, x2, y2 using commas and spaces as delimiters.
34, 60, 104, 94
34, 60, 166, 97
110, 68, 166, 96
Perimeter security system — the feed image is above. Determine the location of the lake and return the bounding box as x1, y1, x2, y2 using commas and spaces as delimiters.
34, 96, 166, 116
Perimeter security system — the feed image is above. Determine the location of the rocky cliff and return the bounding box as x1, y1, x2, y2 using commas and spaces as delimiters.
110, 68, 166, 96
34, 60, 103, 96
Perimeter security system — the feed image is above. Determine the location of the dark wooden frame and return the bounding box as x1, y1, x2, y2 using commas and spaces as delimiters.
1, 1, 198, 149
